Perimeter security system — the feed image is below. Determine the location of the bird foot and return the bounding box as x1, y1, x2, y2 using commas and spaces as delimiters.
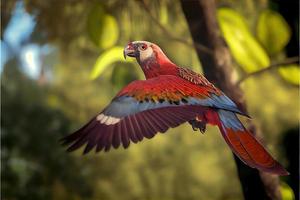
189, 119, 207, 134
198, 122, 206, 134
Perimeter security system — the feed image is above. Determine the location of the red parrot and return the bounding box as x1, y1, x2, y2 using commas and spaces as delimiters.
62, 41, 288, 175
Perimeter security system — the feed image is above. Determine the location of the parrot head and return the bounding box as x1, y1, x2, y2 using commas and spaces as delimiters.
123, 41, 155, 62
123, 41, 176, 79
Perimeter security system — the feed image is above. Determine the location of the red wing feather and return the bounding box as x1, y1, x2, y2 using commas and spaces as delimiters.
218, 123, 289, 175
61, 105, 207, 154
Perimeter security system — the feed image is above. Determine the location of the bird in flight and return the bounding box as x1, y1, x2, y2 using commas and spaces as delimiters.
62, 41, 288, 175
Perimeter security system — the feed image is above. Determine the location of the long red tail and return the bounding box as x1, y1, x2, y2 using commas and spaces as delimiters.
217, 110, 289, 175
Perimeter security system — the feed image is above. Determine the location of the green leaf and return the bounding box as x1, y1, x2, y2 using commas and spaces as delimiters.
257, 10, 291, 55
278, 64, 300, 85
87, 4, 119, 48
89, 46, 133, 80
218, 8, 270, 73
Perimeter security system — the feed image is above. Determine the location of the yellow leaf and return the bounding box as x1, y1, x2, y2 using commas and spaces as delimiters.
89, 46, 133, 80
218, 8, 270, 73
257, 10, 291, 55
87, 4, 119, 49
281, 182, 295, 200
278, 64, 300, 85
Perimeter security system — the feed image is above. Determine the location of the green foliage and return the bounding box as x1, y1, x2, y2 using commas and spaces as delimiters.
278, 65, 300, 85
218, 8, 298, 86
3, 0, 299, 199
111, 63, 139, 91
1, 61, 93, 200
87, 4, 119, 48
159, 1, 169, 25
257, 10, 291, 55
218, 8, 270, 73
89, 46, 134, 80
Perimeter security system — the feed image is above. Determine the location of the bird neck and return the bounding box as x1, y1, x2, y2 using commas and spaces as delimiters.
138, 49, 178, 79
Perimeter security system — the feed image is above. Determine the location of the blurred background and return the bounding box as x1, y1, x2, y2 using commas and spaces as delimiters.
1, 0, 299, 200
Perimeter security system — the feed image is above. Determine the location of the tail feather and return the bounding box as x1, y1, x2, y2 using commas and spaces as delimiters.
217, 110, 289, 176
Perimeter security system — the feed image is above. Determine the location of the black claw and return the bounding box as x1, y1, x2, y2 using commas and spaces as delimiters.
199, 126, 206, 134
198, 121, 206, 134
189, 119, 207, 134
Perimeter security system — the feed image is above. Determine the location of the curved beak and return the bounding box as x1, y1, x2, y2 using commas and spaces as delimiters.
123, 42, 137, 59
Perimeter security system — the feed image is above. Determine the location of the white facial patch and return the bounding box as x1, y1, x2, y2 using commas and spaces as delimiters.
96, 113, 120, 125
139, 47, 154, 62
132, 41, 154, 62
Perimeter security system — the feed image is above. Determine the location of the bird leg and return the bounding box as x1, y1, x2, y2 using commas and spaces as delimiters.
189, 120, 198, 131
198, 121, 207, 134
188, 117, 207, 134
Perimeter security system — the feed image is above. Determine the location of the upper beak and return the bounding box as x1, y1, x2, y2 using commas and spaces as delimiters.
123, 43, 136, 59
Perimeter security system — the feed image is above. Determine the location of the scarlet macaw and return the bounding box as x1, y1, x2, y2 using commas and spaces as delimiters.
62, 41, 288, 175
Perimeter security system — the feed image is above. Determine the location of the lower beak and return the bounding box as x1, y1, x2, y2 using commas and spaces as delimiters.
123, 46, 136, 59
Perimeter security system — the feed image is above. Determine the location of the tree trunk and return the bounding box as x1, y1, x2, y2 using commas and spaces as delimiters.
180, 0, 282, 199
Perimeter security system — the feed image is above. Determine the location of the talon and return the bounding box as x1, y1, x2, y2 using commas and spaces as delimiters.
198, 121, 206, 134
189, 120, 198, 131
189, 119, 207, 133
192, 122, 199, 131
199, 124, 206, 134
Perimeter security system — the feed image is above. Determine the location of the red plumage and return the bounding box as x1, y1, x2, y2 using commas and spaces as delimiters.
62, 41, 288, 176
219, 127, 288, 175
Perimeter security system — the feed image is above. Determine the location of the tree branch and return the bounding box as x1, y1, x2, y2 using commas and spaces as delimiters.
237, 56, 299, 85
139, 0, 213, 55
180, 0, 282, 199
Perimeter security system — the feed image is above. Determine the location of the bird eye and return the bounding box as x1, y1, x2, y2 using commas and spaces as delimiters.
139, 44, 147, 51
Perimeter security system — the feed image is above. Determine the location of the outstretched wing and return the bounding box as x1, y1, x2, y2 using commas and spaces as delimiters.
177, 66, 248, 116
61, 75, 243, 153
178, 67, 217, 89
62, 105, 207, 153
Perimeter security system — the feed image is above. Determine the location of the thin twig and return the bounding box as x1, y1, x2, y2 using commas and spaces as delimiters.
139, 0, 213, 55
237, 56, 299, 85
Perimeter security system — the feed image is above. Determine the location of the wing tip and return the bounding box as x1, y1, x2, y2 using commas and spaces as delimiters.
60, 132, 85, 153
61, 118, 98, 153
59, 133, 77, 146
260, 161, 290, 176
